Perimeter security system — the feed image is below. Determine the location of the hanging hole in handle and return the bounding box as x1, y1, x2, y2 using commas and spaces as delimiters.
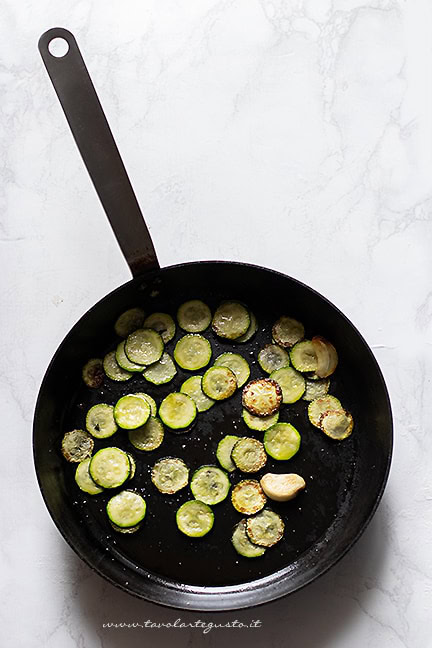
48, 37, 69, 58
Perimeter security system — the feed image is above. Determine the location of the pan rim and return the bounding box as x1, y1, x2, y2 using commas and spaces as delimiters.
33, 260, 393, 611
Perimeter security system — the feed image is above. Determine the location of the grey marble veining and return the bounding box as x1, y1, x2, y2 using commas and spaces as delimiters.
1, 1, 432, 646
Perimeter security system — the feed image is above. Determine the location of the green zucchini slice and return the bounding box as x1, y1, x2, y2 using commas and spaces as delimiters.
270, 366, 305, 403
173, 334, 212, 371
106, 490, 146, 528
143, 312, 176, 343
180, 375, 215, 412
128, 417, 164, 451
86, 403, 117, 439
176, 500, 214, 537
74, 458, 104, 494
302, 378, 330, 402
114, 307, 146, 338
201, 366, 237, 400
307, 395, 342, 428
216, 435, 240, 472
82, 358, 104, 388
231, 437, 267, 473
151, 457, 189, 494
61, 429, 94, 463
115, 341, 145, 372
143, 352, 177, 385
211, 301, 250, 340
263, 423, 301, 461
177, 300, 212, 333
231, 479, 267, 514
133, 392, 157, 417
258, 344, 290, 374
319, 409, 354, 440
236, 312, 258, 343
290, 340, 318, 372
125, 328, 164, 365
242, 378, 282, 416
114, 394, 151, 429
242, 409, 279, 432
214, 352, 250, 388
272, 316, 305, 348
246, 509, 284, 547
89, 447, 131, 488
159, 393, 197, 430
232, 520, 266, 557
103, 350, 132, 382
126, 452, 136, 479
190, 465, 230, 505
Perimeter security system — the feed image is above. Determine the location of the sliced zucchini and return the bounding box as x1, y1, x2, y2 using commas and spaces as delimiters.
106, 490, 146, 528
232, 520, 266, 558
151, 457, 189, 494
211, 301, 250, 340
242, 409, 279, 432
246, 509, 284, 547
260, 473, 306, 501
103, 350, 132, 382
176, 500, 214, 537
61, 429, 94, 463
133, 392, 157, 417
143, 352, 177, 385
270, 366, 305, 403
290, 340, 318, 372
302, 377, 330, 402
114, 307, 146, 338
242, 378, 282, 416
307, 395, 342, 428
236, 312, 258, 343
173, 334, 212, 371
231, 437, 267, 473
258, 344, 290, 374
89, 447, 131, 488
114, 394, 151, 429
115, 341, 145, 372
231, 479, 267, 514
272, 316, 305, 348
75, 458, 104, 494
216, 435, 240, 472
125, 328, 164, 365
177, 300, 212, 333
180, 375, 215, 412
190, 465, 230, 505
82, 358, 104, 388
159, 393, 197, 430
143, 312, 176, 343
126, 452, 136, 479
319, 409, 354, 440
263, 423, 301, 461
201, 366, 237, 400
128, 417, 164, 451
214, 353, 250, 388
86, 403, 117, 439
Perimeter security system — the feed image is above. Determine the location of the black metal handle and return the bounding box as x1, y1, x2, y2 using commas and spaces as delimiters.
38, 28, 159, 278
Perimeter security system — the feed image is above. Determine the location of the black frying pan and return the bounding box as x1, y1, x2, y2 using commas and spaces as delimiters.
34, 28, 393, 612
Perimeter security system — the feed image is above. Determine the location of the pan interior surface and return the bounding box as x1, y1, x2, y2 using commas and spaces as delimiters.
33, 262, 392, 610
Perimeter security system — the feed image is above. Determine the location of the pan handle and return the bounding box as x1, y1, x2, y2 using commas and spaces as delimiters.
38, 28, 159, 278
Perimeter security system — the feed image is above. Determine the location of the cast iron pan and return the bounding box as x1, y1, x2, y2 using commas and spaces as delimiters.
34, 28, 393, 611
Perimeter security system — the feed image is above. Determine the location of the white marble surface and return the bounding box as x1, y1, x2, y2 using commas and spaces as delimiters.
2, 0, 432, 645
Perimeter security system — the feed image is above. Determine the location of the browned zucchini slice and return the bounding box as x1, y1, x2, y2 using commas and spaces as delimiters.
272, 316, 304, 348
231, 437, 267, 473
319, 409, 354, 440
242, 378, 282, 416
231, 479, 267, 514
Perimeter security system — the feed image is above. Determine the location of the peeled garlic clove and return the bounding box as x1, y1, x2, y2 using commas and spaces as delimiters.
312, 336, 338, 378
260, 473, 306, 502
